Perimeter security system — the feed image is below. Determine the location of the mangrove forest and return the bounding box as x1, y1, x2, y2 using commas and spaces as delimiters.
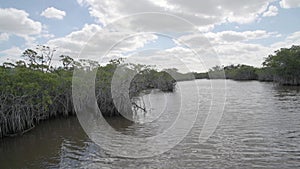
194, 45, 300, 85
0, 45, 299, 138
0, 46, 176, 138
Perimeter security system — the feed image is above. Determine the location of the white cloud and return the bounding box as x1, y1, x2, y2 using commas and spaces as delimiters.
78, 0, 276, 31
173, 30, 300, 69
177, 30, 276, 48
0, 46, 24, 64
286, 31, 300, 42
47, 24, 157, 62
208, 30, 275, 43
41, 7, 66, 20
123, 46, 208, 73
0, 8, 42, 35
171, 30, 282, 69
122, 42, 269, 72
214, 42, 272, 66
0, 33, 9, 41
45, 27, 279, 71
280, 0, 300, 8
0, 46, 23, 56
47, 24, 101, 57
271, 31, 300, 48
263, 5, 279, 17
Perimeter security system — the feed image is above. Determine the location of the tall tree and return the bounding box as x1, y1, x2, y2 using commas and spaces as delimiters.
263, 45, 300, 85
22, 45, 56, 72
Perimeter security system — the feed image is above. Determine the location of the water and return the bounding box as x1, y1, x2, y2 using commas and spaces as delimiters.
1, 80, 300, 168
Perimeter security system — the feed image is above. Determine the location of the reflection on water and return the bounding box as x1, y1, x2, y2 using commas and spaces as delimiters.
1, 80, 300, 168
0, 117, 88, 169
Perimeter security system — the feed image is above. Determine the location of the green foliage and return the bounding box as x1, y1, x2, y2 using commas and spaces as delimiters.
263, 45, 300, 85
0, 46, 176, 137
22, 45, 56, 72
130, 68, 176, 96
255, 67, 273, 82
3, 44, 299, 137
193, 45, 300, 85
94, 62, 176, 117
193, 72, 209, 79
208, 65, 226, 79
225, 64, 258, 80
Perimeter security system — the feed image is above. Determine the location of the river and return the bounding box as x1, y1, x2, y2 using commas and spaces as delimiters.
1, 80, 300, 169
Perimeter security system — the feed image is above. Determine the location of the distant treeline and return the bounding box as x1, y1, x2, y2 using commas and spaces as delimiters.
193, 45, 300, 86
159, 45, 300, 85
0, 46, 175, 138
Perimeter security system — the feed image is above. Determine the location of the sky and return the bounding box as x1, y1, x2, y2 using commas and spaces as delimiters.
0, 0, 300, 72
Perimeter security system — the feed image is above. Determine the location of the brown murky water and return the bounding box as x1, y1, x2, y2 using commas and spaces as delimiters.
1, 80, 300, 169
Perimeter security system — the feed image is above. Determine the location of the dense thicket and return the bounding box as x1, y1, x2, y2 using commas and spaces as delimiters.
0, 64, 74, 138
1, 45, 299, 137
94, 61, 175, 117
263, 45, 300, 85
0, 46, 176, 138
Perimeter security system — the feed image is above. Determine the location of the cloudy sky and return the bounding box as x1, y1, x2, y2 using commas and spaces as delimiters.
0, 0, 300, 72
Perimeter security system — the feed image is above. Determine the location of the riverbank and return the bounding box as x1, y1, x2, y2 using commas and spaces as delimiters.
193, 65, 300, 86
1, 80, 300, 168
194, 45, 300, 86
0, 48, 176, 138
1, 45, 299, 138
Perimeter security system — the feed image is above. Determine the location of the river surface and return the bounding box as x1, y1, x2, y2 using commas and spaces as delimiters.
1, 80, 300, 169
